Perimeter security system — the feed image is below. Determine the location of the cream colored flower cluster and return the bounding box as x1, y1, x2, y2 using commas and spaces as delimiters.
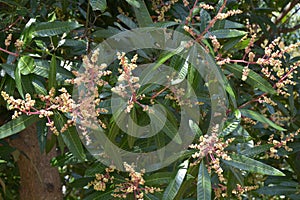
88, 165, 116, 192
113, 163, 161, 199
189, 125, 234, 183
151, 0, 179, 21
90, 163, 161, 200
1, 87, 75, 135
111, 52, 151, 113
267, 129, 299, 159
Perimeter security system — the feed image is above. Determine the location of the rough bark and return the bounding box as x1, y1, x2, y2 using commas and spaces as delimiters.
9, 124, 63, 200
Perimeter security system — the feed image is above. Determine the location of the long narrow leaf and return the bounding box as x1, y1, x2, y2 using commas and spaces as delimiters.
0, 115, 39, 140
132, 0, 153, 27
223, 154, 285, 176
34, 21, 81, 37
224, 64, 276, 94
197, 161, 211, 200
163, 160, 189, 200
48, 54, 57, 89
240, 109, 286, 131
54, 112, 86, 161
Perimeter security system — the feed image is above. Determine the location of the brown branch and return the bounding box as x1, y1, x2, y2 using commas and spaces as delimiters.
196, 0, 227, 42
278, 24, 300, 33
275, 0, 299, 25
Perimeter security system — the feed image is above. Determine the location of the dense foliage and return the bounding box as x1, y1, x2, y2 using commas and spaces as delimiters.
0, 0, 299, 199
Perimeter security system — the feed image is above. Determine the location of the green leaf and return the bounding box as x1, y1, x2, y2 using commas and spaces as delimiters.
36, 118, 47, 153
223, 154, 285, 176
48, 54, 57, 89
163, 160, 189, 200
171, 55, 189, 85
241, 144, 274, 157
117, 14, 137, 29
220, 111, 241, 136
33, 21, 81, 37
224, 64, 276, 94
18, 56, 35, 75
14, 65, 24, 98
162, 118, 182, 144
0, 115, 40, 140
145, 172, 173, 185
85, 162, 106, 177
132, 0, 153, 27
125, 0, 140, 8
54, 112, 86, 161
197, 161, 211, 200
1, 64, 16, 79
92, 27, 121, 39
189, 120, 203, 137
90, 0, 106, 12
205, 29, 247, 39
84, 190, 114, 200
240, 109, 286, 131
224, 20, 245, 29
256, 186, 299, 195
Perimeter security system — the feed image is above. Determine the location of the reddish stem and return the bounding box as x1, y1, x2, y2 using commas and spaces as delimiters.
0, 47, 19, 57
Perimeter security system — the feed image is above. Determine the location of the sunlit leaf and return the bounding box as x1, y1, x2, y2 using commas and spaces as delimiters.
223, 154, 285, 176
90, 0, 106, 12
163, 160, 189, 200
205, 29, 247, 39
34, 21, 81, 37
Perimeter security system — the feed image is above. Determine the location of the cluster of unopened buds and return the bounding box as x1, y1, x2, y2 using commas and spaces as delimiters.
189, 125, 234, 183
231, 184, 259, 200
151, 0, 179, 21
90, 162, 161, 200
88, 165, 116, 191
1, 87, 75, 135
267, 129, 299, 159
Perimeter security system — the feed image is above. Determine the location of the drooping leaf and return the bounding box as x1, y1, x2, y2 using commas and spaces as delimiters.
240, 109, 286, 131
54, 112, 86, 161
223, 154, 285, 176
197, 161, 211, 200
163, 160, 189, 200
205, 29, 247, 39
33, 21, 81, 37
224, 64, 276, 94
0, 115, 40, 140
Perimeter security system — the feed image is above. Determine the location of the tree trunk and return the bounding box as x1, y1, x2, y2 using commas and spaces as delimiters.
9, 124, 63, 200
